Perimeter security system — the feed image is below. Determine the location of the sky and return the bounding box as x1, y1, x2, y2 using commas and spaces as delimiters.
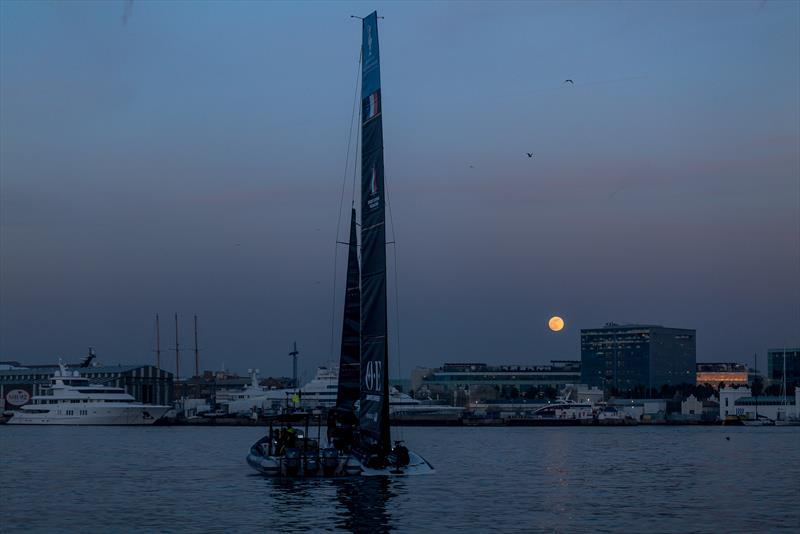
1, 1, 798, 381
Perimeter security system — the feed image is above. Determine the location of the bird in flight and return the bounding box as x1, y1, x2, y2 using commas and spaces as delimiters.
469, 164, 475, 169
563, 79, 574, 85
526, 153, 534, 158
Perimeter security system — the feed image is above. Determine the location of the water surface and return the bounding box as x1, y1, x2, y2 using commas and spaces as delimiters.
1, 425, 798, 533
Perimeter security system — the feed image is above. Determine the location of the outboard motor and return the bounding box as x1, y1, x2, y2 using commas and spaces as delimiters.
304, 453, 319, 474
283, 448, 301, 476
321, 448, 339, 476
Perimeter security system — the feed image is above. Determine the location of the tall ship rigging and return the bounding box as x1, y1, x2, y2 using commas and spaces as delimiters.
247, 11, 433, 476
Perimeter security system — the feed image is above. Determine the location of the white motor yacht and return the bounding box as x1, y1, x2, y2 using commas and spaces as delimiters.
7, 362, 170, 425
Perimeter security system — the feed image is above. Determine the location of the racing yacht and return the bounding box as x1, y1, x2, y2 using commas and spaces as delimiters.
247, 12, 433, 476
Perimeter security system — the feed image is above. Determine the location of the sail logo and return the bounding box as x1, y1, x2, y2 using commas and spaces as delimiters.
364, 91, 381, 122
370, 167, 378, 196
367, 166, 380, 210
367, 25, 373, 56
364, 361, 382, 392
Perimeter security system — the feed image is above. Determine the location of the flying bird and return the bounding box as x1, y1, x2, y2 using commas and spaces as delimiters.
563, 79, 574, 85
469, 164, 475, 169
121, 0, 134, 26
526, 153, 534, 158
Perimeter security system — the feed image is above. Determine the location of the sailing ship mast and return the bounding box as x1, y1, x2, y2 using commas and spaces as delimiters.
358, 11, 391, 458
336, 208, 361, 417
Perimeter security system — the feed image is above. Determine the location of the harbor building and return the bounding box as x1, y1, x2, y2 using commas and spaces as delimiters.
411, 361, 581, 403
695, 362, 748, 388
580, 323, 696, 394
767, 348, 800, 390
0, 363, 173, 410
679, 394, 719, 422
719, 386, 799, 422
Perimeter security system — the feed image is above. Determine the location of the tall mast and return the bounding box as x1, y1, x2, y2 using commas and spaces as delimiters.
754, 352, 757, 419
783, 348, 787, 413
175, 313, 180, 381
358, 10, 391, 457
155, 313, 161, 369
289, 342, 299, 388
193, 315, 200, 378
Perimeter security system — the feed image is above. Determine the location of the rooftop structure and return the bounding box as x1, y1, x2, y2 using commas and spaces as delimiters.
413, 361, 581, 403
696, 362, 748, 388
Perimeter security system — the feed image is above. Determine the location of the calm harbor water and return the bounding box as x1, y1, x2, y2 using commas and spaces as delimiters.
1, 425, 798, 533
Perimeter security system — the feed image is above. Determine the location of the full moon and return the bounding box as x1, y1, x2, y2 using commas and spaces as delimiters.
548, 316, 565, 332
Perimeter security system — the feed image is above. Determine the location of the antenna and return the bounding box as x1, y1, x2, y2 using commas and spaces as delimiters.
289, 342, 299, 388
174, 313, 180, 380
155, 314, 161, 369
193, 314, 200, 378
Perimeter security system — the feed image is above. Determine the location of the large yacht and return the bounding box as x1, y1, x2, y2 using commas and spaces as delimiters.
218, 364, 457, 416
7, 362, 171, 425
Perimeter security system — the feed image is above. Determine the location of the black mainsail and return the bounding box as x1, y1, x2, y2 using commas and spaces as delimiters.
358, 11, 391, 457
336, 208, 361, 416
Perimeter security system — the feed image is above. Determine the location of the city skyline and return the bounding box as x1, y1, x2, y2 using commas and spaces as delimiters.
1, 1, 799, 379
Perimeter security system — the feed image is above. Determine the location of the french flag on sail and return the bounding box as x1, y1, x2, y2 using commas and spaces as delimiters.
370, 166, 379, 195
364, 90, 381, 121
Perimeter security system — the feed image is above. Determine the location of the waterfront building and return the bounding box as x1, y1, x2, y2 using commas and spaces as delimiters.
767, 348, 800, 389
719, 387, 753, 420
695, 362, 748, 388
412, 361, 581, 403
580, 323, 696, 393
719, 386, 799, 422
0, 364, 173, 410
607, 398, 669, 421
680, 394, 719, 422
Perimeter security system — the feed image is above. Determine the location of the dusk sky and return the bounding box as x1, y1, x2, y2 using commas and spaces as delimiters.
1, 1, 798, 381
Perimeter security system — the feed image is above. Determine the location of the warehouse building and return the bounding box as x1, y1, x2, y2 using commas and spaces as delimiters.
0, 363, 173, 410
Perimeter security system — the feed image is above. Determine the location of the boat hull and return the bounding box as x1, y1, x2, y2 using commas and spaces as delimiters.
6, 406, 171, 425
246, 450, 434, 477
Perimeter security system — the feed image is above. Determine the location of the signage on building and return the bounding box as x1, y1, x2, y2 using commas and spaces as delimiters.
4, 385, 32, 407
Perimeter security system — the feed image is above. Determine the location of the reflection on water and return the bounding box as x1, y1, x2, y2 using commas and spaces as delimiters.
334, 477, 396, 534
261, 476, 397, 533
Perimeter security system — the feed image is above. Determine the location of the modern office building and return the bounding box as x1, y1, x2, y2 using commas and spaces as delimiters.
767, 348, 800, 389
696, 362, 748, 388
412, 361, 581, 402
580, 323, 696, 393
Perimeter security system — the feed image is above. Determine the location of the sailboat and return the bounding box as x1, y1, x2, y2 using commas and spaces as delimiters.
246, 11, 434, 476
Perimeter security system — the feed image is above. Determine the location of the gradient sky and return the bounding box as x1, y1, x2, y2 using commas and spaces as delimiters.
1, 1, 798, 381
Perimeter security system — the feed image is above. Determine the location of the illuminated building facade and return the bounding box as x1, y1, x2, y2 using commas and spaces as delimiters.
696, 362, 749, 388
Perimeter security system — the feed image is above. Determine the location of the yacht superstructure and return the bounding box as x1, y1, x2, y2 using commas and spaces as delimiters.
7, 362, 170, 425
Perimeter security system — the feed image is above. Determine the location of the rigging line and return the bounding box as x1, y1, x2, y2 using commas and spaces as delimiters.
351, 110, 361, 207
383, 162, 404, 411
385, 204, 405, 442
329, 51, 362, 361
